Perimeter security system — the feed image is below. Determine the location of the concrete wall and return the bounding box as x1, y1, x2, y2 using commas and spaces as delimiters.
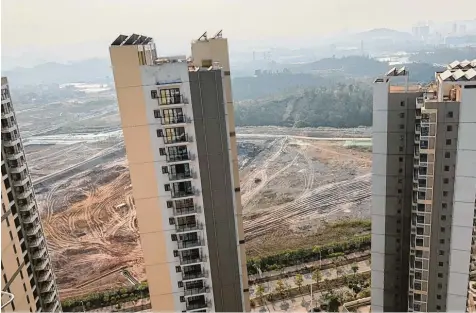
189, 69, 243, 312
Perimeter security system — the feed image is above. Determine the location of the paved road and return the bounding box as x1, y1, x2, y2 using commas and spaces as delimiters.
250, 259, 371, 297
237, 134, 371, 141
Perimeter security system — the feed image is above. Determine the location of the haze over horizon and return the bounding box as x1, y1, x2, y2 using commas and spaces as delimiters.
2, 0, 476, 69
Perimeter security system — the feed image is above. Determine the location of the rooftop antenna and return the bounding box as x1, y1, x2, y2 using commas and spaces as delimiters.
213, 29, 223, 39
198, 31, 208, 41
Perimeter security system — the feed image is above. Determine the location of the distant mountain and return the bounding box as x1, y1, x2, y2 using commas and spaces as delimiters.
357, 28, 413, 40
2, 58, 112, 86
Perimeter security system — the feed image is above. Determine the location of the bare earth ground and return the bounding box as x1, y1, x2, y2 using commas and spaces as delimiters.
26, 126, 371, 299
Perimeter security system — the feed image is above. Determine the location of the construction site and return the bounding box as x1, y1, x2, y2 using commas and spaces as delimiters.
24, 124, 371, 299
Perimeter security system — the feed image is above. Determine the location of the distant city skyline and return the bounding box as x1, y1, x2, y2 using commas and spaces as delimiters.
2, 0, 476, 68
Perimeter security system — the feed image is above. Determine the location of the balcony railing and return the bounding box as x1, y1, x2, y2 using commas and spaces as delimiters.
39, 280, 54, 293
43, 291, 57, 304
180, 255, 206, 266
167, 153, 191, 163
163, 134, 189, 145
1, 121, 16, 132
33, 258, 48, 271
184, 287, 209, 297
176, 223, 202, 233
171, 189, 195, 199
12, 175, 29, 187
25, 223, 41, 236
158, 95, 188, 106
2, 133, 20, 145
4, 149, 22, 160
21, 211, 39, 224
8, 160, 27, 173
157, 115, 190, 125
178, 239, 204, 250
38, 269, 52, 282
29, 236, 44, 248
32, 246, 47, 259
16, 187, 33, 199
169, 171, 193, 181
174, 205, 200, 216
18, 197, 35, 212
186, 301, 208, 311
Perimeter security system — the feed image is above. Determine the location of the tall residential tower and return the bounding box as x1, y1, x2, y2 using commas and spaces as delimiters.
1, 77, 61, 312
371, 60, 476, 312
109, 33, 248, 312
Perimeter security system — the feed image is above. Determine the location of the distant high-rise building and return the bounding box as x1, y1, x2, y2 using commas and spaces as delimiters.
109, 32, 248, 312
1, 77, 61, 312
371, 60, 476, 312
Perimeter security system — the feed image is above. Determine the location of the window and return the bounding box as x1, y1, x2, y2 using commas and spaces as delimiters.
178, 281, 183, 288
202, 59, 213, 67
399, 157, 403, 162
13, 245, 17, 254
173, 250, 179, 257
175, 266, 181, 272
439, 250, 444, 256
441, 215, 446, 221
23, 283, 27, 291
442, 203, 447, 209
443, 178, 449, 184
447, 111, 453, 118
156, 129, 164, 137
26, 295, 30, 304
439, 262, 443, 266
445, 152, 450, 158
161, 166, 168, 174
437, 305, 441, 310
441, 227, 445, 232
164, 184, 170, 191
151, 90, 158, 99
171, 234, 177, 241
398, 168, 403, 173
447, 125, 453, 131
437, 294, 441, 299
399, 124, 405, 129
440, 239, 445, 244
400, 112, 405, 118
446, 139, 452, 145
159, 148, 166, 155
169, 218, 175, 225
400, 101, 405, 106
398, 179, 403, 183
9, 231, 13, 240
398, 189, 402, 194
438, 283, 443, 289
180, 296, 185, 303
444, 165, 449, 171
399, 146, 404, 152
166, 201, 173, 208
443, 191, 448, 197
11, 301, 15, 311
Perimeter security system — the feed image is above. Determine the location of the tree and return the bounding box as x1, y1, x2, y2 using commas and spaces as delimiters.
275, 279, 287, 299
351, 263, 359, 275
294, 274, 304, 292
312, 269, 322, 285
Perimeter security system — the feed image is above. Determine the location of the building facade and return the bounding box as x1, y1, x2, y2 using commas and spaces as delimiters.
371, 61, 476, 312
109, 33, 248, 312
1, 77, 61, 312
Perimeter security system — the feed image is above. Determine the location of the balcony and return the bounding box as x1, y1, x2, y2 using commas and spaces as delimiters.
29, 236, 44, 248
167, 152, 192, 163
4, 148, 22, 160
38, 269, 52, 282
12, 175, 29, 187
182, 268, 207, 281
186, 300, 208, 311
158, 95, 188, 106
16, 186, 33, 199
1, 120, 16, 133
2, 132, 20, 146
39, 279, 54, 293
18, 197, 35, 212
180, 255, 206, 266
169, 171, 193, 181
43, 291, 57, 304
155, 114, 190, 126
185, 287, 209, 297
33, 258, 48, 271
174, 205, 200, 217
8, 160, 27, 173
176, 223, 203, 234
172, 189, 196, 199
25, 222, 41, 236
21, 211, 39, 224
178, 239, 204, 250
32, 246, 47, 259
1, 104, 14, 117
163, 134, 192, 145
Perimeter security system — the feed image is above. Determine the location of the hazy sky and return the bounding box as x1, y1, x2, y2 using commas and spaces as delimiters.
2, 0, 476, 66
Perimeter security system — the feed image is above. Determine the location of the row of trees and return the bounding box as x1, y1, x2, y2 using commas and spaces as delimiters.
252, 265, 368, 312
246, 234, 371, 275
61, 282, 149, 312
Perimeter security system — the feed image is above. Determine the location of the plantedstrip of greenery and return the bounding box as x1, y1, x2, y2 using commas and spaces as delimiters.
247, 235, 371, 275
61, 282, 149, 312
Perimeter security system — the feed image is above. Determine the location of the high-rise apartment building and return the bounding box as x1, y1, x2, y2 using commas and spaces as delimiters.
371, 60, 476, 312
1, 77, 61, 312
109, 32, 248, 312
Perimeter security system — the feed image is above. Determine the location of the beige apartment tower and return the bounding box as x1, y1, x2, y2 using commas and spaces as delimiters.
1, 77, 61, 312
109, 32, 248, 312
371, 61, 476, 312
